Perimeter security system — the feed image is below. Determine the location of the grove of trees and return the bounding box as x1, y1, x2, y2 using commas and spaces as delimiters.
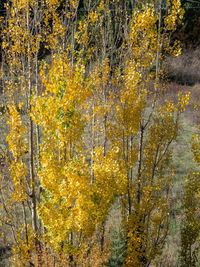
0, 0, 199, 266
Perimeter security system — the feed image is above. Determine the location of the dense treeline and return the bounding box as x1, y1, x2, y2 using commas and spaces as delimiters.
0, 0, 199, 266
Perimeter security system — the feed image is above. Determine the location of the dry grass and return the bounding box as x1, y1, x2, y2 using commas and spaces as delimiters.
166, 48, 200, 86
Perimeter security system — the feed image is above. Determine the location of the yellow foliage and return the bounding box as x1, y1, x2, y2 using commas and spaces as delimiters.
6, 103, 28, 202
1, 0, 188, 264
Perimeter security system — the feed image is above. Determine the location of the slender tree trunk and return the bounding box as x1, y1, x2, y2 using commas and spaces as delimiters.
137, 124, 144, 205
91, 99, 95, 184
35, 50, 40, 173
127, 136, 132, 216
22, 201, 29, 245
26, 9, 40, 265
156, 0, 162, 82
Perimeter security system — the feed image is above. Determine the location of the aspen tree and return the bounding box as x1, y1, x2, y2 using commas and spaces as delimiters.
32, 56, 93, 262
75, 1, 130, 252
2, 0, 44, 264
179, 133, 200, 266
5, 103, 38, 265
106, 0, 187, 265
180, 171, 200, 266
